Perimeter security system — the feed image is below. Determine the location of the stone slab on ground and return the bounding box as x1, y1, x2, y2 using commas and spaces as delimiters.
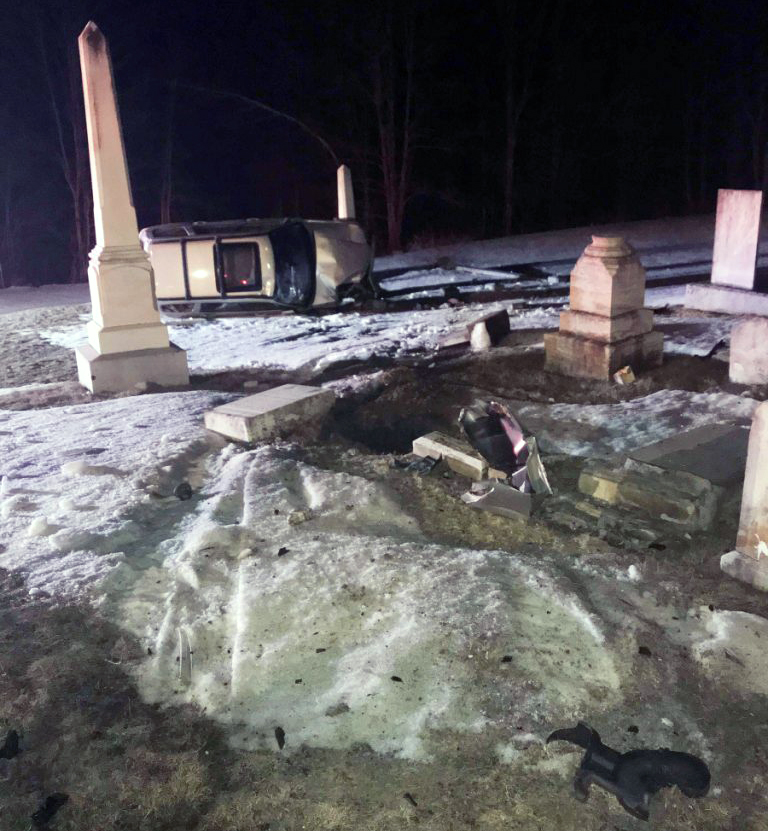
685, 283, 768, 316
204, 384, 335, 443
75, 343, 189, 393
412, 431, 506, 480
544, 330, 663, 380
626, 423, 750, 487
730, 318, 768, 385
579, 462, 721, 530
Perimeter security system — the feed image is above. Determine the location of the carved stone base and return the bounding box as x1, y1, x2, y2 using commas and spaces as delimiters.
76, 342, 189, 393
544, 330, 664, 380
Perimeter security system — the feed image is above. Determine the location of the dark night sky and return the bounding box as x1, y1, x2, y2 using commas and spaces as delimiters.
1, 0, 767, 285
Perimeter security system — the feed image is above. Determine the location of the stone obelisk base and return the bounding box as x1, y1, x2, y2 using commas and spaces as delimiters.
721, 550, 768, 592
685, 284, 768, 316
544, 330, 663, 380
76, 343, 189, 393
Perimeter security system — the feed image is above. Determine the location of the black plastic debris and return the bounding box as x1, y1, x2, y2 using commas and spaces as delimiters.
274, 726, 286, 750
0, 729, 19, 760
174, 482, 193, 501
404, 792, 419, 807
638, 645, 652, 656
31, 793, 69, 827
459, 400, 552, 495
392, 456, 440, 475
547, 722, 710, 821
277, 547, 289, 557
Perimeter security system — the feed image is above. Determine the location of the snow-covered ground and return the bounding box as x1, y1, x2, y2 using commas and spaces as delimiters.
0, 282, 90, 314
1, 388, 764, 763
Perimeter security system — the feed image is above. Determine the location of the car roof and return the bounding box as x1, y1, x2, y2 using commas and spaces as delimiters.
140, 217, 297, 244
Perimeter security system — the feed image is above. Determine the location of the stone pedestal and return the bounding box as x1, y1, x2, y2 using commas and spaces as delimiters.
730, 318, 768, 384
545, 236, 663, 379
75, 22, 188, 393
686, 189, 766, 315
721, 401, 768, 591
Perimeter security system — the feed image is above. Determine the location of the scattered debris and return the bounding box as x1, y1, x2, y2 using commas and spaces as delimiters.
325, 702, 351, 717
392, 455, 440, 475
547, 722, 710, 821
412, 431, 505, 481
638, 645, 652, 656
277, 547, 290, 557
274, 726, 286, 750
461, 481, 531, 519
174, 482, 193, 500
627, 725, 639, 734
391, 675, 403, 682
31, 793, 69, 828
459, 400, 552, 494
403, 792, 419, 807
288, 510, 312, 525
613, 365, 636, 384
0, 729, 19, 760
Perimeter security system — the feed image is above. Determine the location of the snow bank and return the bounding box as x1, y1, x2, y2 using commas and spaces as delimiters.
0, 390, 228, 596
108, 445, 621, 759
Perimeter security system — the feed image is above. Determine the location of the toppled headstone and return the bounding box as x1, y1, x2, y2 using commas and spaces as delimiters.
729, 318, 768, 385
722, 401, 768, 590
547, 722, 710, 822
578, 463, 720, 531
545, 236, 663, 379
461, 481, 531, 519
204, 384, 335, 443
412, 432, 506, 481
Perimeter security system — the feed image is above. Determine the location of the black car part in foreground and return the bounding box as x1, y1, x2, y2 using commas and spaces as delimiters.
547, 722, 711, 821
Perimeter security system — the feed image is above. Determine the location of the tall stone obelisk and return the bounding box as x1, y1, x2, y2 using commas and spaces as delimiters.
75, 22, 188, 393
336, 164, 356, 220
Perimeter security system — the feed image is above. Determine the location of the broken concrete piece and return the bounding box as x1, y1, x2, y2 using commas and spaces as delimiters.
412, 432, 491, 480
722, 402, 768, 590
204, 384, 335, 443
613, 365, 636, 384
467, 309, 510, 351
579, 463, 720, 531
461, 481, 531, 519
729, 318, 768, 385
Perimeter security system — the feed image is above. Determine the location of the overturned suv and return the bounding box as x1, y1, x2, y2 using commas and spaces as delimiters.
140, 215, 374, 315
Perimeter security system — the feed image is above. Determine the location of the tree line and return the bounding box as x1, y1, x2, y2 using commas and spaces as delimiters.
1, 0, 767, 286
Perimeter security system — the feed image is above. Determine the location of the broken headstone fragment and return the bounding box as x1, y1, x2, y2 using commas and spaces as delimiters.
459, 401, 552, 495
467, 308, 511, 351
547, 722, 710, 822
613, 365, 636, 384
461, 481, 532, 519
31, 793, 69, 828
412, 431, 506, 481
